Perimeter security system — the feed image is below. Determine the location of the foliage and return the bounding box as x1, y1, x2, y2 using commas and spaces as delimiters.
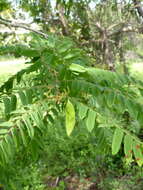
0, 1, 143, 189
0, 33, 143, 172
0, 0, 10, 12
1, 126, 143, 190
0, 114, 107, 189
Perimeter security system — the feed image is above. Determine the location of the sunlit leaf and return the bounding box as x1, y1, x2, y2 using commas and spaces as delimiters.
65, 100, 75, 136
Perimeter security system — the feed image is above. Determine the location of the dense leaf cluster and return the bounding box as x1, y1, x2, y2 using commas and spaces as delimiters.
0, 34, 143, 168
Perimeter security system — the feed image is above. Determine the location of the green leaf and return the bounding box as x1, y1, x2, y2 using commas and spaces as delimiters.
3, 97, 11, 119
5, 79, 13, 92
65, 100, 75, 136
57, 39, 74, 53
78, 103, 88, 120
19, 91, 28, 105
47, 114, 54, 124
21, 48, 39, 57
0, 121, 13, 128
25, 89, 33, 104
11, 128, 19, 149
115, 94, 125, 113
10, 94, 17, 111
106, 91, 116, 107
23, 116, 34, 139
0, 129, 8, 135
125, 99, 135, 117
4, 135, 14, 159
112, 128, 124, 155
17, 121, 27, 146
64, 49, 80, 60
86, 109, 96, 132
30, 112, 45, 131
0, 142, 8, 164
69, 63, 86, 73
124, 134, 133, 164
133, 141, 143, 167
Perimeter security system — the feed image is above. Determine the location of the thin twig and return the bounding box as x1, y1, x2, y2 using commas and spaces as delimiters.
54, 177, 60, 187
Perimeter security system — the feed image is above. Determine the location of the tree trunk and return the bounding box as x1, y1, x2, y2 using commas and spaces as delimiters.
103, 30, 115, 71
57, 4, 70, 36
133, 0, 143, 18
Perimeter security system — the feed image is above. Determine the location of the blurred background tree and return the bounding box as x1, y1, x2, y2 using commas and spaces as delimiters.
0, 0, 143, 72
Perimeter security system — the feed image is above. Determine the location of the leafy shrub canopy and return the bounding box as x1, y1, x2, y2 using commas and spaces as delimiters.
0, 34, 143, 167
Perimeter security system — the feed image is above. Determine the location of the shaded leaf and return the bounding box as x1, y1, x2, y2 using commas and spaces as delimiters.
112, 128, 124, 155
78, 103, 88, 120
86, 109, 96, 132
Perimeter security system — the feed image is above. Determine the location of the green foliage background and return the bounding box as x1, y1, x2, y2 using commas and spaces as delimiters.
1, 0, 143, 189
0, 34, 143, 189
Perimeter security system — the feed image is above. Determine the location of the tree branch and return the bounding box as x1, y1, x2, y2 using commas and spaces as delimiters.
0, 16, 48, 38
108, 25, 143, 37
